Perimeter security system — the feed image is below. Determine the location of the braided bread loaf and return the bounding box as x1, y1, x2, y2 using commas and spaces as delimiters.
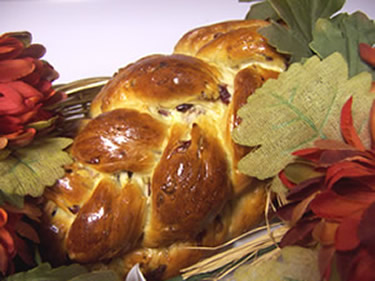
41, 19, 286, 280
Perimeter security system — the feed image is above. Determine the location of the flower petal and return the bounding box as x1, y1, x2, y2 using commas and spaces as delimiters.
0, 59, 35, 83
335, 211, 362, 251
19, 43, 46, 59
279, 217, 320, 247
358, 201, 375, 257
0, 36, 23, 60
0, 209, 7, 228
340, 97, 365, 151
312, 220, 339, 246
0, 244, 9, 275
310, 190, 366, 219
359, 43, 375, 67
370, 100, 375, 149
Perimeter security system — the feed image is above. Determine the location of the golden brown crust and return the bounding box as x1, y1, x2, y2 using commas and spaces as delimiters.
145, 122, 232, 247
91, 54, 222, 116
41, 19, 287, 280
71, 108, 168, 173
174, 20, 269, 56
66, 177, 146, 262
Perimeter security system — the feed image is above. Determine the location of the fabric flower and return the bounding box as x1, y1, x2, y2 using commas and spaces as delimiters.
0, 203, 40, 276
277, 96, 375, 281
0, 32, 65, 149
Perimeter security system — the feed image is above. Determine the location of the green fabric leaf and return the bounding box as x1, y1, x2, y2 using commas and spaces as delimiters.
0, 137, 73, 197
5, 263, 88, 281
310, 12, 375, 79
70, 270, 121, 281
5, 263, 121, 281
232, 53, 373, 180
245, 1, 280, 21
233, 246, 320, 281
0, 190, 24, 208
258, 0, 345, 62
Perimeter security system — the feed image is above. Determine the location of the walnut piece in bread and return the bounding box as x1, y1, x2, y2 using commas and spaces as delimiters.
40, 19, 286, 280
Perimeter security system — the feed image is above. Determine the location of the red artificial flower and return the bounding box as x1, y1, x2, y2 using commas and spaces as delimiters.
0, 32, 65, 149
277, 97, 375, 281
0, 203, 41, 276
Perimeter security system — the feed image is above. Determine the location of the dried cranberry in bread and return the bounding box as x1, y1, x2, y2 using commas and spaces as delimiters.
40, 20, 286, 280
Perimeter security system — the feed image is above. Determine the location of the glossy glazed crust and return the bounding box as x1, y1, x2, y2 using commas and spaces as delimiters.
41, 19, 286, 280
90, 54, 222, 117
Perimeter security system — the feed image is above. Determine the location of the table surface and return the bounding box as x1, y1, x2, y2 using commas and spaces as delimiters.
1, 0, 374, 83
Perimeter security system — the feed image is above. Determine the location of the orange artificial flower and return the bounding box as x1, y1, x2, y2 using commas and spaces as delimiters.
0, 32, 65, 149
0, 203, 41, 276
277, 97, 375, 281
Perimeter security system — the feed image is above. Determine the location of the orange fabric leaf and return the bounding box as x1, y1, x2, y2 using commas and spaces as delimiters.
0, 208, 8, 228
359, 43, 375, 67
312, 220, 339, 246
340, 97, 365, 151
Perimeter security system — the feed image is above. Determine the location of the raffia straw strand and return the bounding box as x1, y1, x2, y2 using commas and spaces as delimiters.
181, 225, 289, 280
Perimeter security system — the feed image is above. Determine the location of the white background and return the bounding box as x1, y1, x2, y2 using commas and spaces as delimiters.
1, 0, 374, 83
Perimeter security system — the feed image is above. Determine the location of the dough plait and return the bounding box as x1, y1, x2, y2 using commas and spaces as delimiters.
40, 19, 286, 280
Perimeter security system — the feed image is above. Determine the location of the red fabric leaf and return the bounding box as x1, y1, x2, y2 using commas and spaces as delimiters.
0, 209, 7, 228
319, 150, 367, 166
287, 176, 324, 201
19, 43, 46, 59
0, 228, 15, 255
333, 179, 375, 202
318, 246, 336, 281
310, 190, 366, 219
277, 201, 297, 221
0, 59, 35, 83
279, 217, 319, 247
370, 100, 375, 149
0, 244, 10, 275
335, 211, 362, 251
0, 81, 42, 115
325, 161, 375, 190
279, 170, 296, 189
358, 201, 375, 257
5, 128, 36, 147
0, 36, 23, 60
340, 97, 365, 151
344, 248, 375, 281
314, 139, 356, 151
292, 147, 322, 162
359, 43, 375, 67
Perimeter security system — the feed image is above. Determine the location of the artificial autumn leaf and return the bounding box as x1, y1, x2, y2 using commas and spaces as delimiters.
233, 246, 320, 281
340, 96, 366, 150
245, 0, 280, 21
358, 201, 375, 257
4, 263, 121, 281
254, 0, 345, 62
232, 53, 373, 180
0, 137, 72, 198
310, 12, 375, 79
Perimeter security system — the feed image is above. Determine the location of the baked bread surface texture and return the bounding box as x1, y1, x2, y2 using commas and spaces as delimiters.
41, 19, 286, 280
